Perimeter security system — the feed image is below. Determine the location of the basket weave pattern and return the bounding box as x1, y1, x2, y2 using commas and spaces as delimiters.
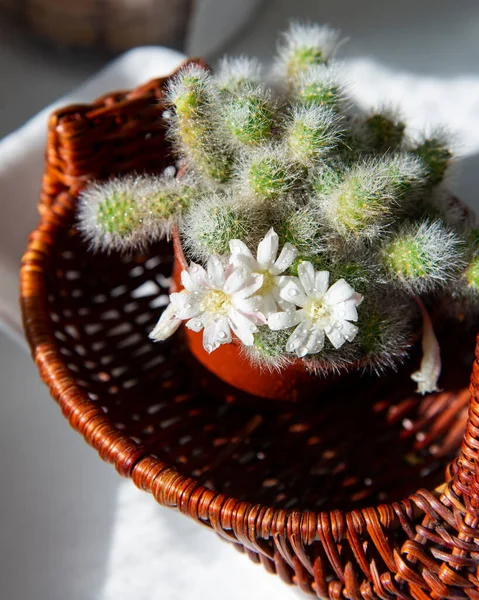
20, 65, 479, 599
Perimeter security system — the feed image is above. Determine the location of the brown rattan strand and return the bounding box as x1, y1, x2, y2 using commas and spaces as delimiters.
20, 62, 479, 599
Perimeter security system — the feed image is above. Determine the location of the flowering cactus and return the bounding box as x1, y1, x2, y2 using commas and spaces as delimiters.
77, 21, 479, 393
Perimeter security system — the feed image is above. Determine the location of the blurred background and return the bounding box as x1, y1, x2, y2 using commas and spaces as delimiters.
1, 1, 478, 599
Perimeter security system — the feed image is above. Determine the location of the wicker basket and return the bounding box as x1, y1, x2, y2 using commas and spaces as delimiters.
1, 0, 192, 51
20, 61, 479, 599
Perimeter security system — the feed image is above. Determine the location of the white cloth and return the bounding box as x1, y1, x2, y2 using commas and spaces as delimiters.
100, 484, 301, 600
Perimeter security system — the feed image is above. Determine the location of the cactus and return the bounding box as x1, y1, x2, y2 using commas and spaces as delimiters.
275, 204, 323, 256
215, 56, 264, 93
77, 174, 196, 252
238, 145, 301, 199
285, 105, 343, 166
363, 111, 405, 152
292, 64, 345, 110
247, 328, 294, 371
465, 256, 479, 291
381, 220, 464, 293
166, 65, 233, 183
220, 84, 275, 148
77, 20, 478, 381
310, 161, 344, 197
316, 157, 404, 241
457, 232, 479, 301
384, 153, 426, 199
412, 133, 452, 185
356, 295, 415, 372
182, 191, 265, 261
275, 22, 342, 86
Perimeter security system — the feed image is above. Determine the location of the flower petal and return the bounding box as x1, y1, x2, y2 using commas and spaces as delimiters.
234, 273, 264, 299
202, 321, 221, 353
410, 298, 441, 394
352, 292, 364, 306
274, 277, 296, 311
280, 279, 308, 307
228, 309, 257, 346
306, 327, 325, 354
181, 269, 204, 293
170, 291, 200, 319
272, 242, 297, 275
286, 321, 311, 354
314, 271, 330, 296
298, 261, 315, 295
257, 227, 279, 269
224, 266, 250, 294
230, 252, 257, 272
326, 328, 346, 349
185, 262, 208, 290
185, 315, 204, 332
340, 320, 358, 342
324, 278, 356, 305
332, 299, 359, 322
261, 292, 278, 318
215, 316, 233, 345
201, 317, 233, 352
149, 303, 182, 341
207, 256, 226, 287
234, 296, 266, 324
325, 321, 358, 348
268, 310, 303, 331
229, 239, 255, 262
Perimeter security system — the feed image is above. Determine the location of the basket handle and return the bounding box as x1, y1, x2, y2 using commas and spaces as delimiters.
455, 334, 479, 512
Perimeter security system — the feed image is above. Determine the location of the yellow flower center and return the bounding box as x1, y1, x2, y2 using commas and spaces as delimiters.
306, 298, 330, 323
258, 270, 276, 294
200, 289, 230, 315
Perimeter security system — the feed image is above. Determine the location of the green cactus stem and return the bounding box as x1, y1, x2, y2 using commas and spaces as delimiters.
381, 220, 464, 293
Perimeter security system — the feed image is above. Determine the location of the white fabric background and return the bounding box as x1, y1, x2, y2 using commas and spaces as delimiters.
1, 2, 479, 598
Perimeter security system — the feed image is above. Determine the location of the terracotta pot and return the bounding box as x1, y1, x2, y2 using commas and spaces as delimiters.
170, 229, 354, 402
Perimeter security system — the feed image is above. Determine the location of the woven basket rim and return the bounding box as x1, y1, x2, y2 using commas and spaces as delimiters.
19, 62, 479, 582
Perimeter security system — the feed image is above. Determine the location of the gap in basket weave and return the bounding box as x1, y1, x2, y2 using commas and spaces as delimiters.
46, 228, 475, 512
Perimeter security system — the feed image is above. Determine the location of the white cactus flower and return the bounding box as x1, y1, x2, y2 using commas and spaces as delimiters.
229, 227, 298, 317
268, 261, 363, 357
150, 256, 265, 353
150, 301, 183, 341
410, 296, 441, 394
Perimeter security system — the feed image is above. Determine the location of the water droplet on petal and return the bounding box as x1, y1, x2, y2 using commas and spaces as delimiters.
298, 347, 307, 356
218, 331, 227, 340
334, 322, 342, 330
191, 265, 198, 272
185, 303, 192, 310
163, 165, 176, 178
290, 289, 298, 296
205, 344, 213, 353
